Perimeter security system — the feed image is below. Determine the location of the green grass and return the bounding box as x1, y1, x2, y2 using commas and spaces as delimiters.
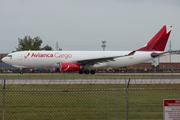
2, 84, 179, 91
1, 84, 179, 90
0, 84, 180, 120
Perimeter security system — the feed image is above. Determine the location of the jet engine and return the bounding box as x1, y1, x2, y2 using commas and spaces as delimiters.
51, 63, 81, 72
59, 63, 81, 72
50, 68, 60, 72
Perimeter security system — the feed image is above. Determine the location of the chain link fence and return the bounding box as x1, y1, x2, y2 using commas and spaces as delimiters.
0, 73, 180, 120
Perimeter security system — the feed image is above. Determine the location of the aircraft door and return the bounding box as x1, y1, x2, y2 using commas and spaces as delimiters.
18, 53, 23, 60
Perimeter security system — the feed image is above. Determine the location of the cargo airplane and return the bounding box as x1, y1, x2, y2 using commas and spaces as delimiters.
2, 25, 172, 74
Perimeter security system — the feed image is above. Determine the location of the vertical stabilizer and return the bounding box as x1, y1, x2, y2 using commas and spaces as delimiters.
136, 25, 172, 51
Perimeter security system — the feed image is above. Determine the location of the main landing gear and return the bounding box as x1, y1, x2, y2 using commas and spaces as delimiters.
20, 71, 23, 74
20, 68, 24, 74
79, 70, 95, 74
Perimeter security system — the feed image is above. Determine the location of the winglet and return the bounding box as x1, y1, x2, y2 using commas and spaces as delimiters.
136, 25, 172, 51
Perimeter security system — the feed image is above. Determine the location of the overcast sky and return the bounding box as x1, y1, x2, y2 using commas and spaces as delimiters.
1, 0, 180, 53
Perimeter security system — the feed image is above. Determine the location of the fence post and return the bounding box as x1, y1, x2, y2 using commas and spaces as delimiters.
2, 79, 6, 120
125, 79, 130, 120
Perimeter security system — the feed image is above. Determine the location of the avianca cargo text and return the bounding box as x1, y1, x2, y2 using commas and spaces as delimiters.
25, 53, 72, 59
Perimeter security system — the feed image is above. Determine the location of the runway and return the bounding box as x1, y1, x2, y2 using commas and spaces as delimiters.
2, 77, 180, 85
0, 73, 180, 85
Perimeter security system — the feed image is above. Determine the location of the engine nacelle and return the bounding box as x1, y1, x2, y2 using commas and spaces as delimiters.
55, 68, 60, 72
51, 63, 81, 72
60, 63, 81, 72
50, 68, 60, 72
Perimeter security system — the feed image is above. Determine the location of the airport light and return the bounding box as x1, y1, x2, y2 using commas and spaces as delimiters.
102, 40, 106, 51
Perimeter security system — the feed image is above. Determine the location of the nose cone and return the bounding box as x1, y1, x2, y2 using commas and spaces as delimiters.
1, 57, 5, 62
1, 57, 9, 64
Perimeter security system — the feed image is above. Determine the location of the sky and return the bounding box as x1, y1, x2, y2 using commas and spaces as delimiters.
0, 0, 180, 53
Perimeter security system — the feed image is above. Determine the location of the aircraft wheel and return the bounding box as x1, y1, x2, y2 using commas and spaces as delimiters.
79, 70, 83, 74
91, 70, 95, 74
20, 71, 23, 74
84, 70, 89, 74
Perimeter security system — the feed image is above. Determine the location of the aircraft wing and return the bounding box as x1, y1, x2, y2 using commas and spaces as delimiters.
74, 51, 135, 65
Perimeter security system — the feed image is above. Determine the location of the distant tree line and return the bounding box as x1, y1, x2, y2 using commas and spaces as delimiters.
15, 36, 53, 51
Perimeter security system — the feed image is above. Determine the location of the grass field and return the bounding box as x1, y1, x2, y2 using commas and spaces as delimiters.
0, 73, 179, 119
0, 84, 179, 120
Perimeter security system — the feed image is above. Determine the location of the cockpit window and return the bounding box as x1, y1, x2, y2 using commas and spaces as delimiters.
7, 55, 12, 57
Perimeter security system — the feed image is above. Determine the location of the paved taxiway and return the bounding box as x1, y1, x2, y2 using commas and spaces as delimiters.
1, 73, 180, 85
2, 77, 180, 85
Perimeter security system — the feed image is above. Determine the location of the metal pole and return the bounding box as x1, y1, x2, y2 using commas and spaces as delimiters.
125, 79, 130, 120
2, 79, 6, 120
102, 40, 106, 51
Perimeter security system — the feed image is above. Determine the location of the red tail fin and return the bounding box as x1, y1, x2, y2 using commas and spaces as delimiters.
136, 25, 172, 51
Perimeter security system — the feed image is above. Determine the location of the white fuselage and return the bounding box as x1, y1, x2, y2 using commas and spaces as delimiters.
2, 51, 154, 69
